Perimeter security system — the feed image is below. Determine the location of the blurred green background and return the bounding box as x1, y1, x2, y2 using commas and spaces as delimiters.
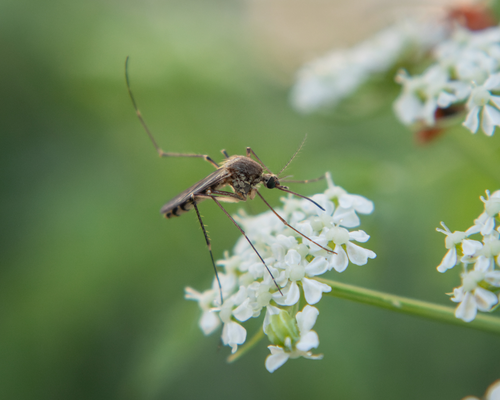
1, 0, 500, 399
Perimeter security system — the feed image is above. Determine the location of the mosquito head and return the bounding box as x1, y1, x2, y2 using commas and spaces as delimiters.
262, 174, 288, 190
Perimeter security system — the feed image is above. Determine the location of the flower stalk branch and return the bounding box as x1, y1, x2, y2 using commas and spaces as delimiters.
317, 277, 500, 335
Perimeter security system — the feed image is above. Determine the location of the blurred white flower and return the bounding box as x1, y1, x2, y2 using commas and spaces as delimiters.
463, 379, 500, 400
394, 23, 500, 137
291, 18, 446, 113
471, 190, 500, 234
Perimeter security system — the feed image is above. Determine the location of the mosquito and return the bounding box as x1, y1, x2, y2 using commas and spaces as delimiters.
125, 57, 335, 303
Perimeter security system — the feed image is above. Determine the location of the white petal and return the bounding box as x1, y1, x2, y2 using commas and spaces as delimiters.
451, 286, 465, 303
305, 257, 329, 276
199, 311, 221, 335
394, 92, 424, 125
481, 105, 500, 136
265, 346, 289, 373
485, 270, 500, 286
490, 95, 500, 109
423, 98, 438, 126
296, 330, 320, 352
349, 230, 370, 243
485, 380, 500, 400
285, 249, 301, 266
437, 92, 456, 108
437, 248, 457, 273
302, 278, 331, 305
461, 239, 483, 256
462, 105, 480, 133
232, 298, 253, 322
222, 321, 247, 353
346, 242, 377, 265
272, 281, 300, 306
474, 256, 491, 272
263, 305, 281, 330
296, 305, 319, 333
333, 207, 361, 228
455, 292, 477, 322
474, 287, 498, 311
329, 245, 349, 272
481, 216, 495, 235
484, 72, 500, 90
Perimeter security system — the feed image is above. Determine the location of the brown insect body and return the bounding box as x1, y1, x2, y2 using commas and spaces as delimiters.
162, 156, 278, 219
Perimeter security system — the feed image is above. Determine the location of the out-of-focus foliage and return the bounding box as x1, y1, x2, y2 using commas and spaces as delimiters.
1, 1, 499, 399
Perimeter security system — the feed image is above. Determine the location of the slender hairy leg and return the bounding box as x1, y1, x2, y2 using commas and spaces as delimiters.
125, 57, 219, 169
191, 194, 224, 304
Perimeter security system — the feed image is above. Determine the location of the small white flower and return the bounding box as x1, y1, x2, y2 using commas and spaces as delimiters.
471, 190, 500, 235
451, 267, 500, 322
324, 225, 377, 272
463, 74, 500, 135
184, 287, 221, 335
435, 222, 482, 272
265, 305, 323, 373
394, 65, 450, 126
272, 250, 331, 306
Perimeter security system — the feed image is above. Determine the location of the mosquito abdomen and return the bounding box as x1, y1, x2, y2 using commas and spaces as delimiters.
162, 200, 195, 219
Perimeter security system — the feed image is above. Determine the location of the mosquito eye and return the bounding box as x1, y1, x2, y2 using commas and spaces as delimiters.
266, 176, 276, 189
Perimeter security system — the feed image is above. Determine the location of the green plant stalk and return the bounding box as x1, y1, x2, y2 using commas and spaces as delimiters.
316, 277, 500, 335
227, 327, 264, 363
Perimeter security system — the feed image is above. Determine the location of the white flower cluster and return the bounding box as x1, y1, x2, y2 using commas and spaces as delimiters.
437, 190, 500, 322
185, 173, 376, 372
290, 18, 446, 113
395, 25, 500, 136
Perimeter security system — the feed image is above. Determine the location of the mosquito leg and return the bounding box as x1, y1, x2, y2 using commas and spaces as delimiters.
191, 195, 224, 305
125, 57, 219, 169
256, 191, 336, 255
203, 195, 283, 295
208, 190, 244, 202
280, 174, 326, 184
246, 147, 273, 174
158, 152, 219, 169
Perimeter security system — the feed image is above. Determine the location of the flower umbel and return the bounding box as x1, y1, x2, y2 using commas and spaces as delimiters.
185, 173, 376, 371
437, 190, 500, 322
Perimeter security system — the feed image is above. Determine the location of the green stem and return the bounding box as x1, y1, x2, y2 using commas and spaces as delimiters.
227, 327, 264, 363
316, 277, 500, 335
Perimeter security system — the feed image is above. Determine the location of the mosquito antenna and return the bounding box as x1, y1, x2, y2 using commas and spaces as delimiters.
280, 174, 326, 184
278, 134, 307, 177
276, 185, 325, 211
125, 56, 163, 155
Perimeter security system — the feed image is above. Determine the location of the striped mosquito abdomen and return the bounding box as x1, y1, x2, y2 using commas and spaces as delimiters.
163, 198, 195, 219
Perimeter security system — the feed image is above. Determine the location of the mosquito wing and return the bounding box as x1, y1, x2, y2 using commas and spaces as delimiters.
160, 168, 232, 217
